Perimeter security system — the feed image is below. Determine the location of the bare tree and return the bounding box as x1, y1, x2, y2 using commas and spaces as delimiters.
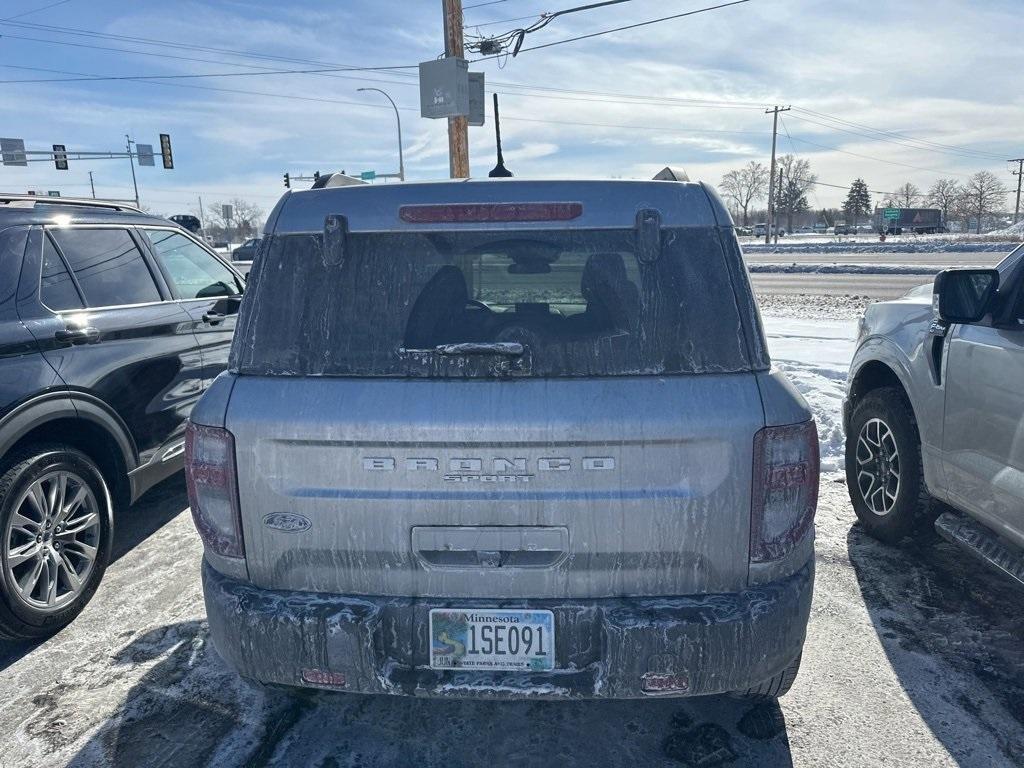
927, 178, 961, 226
207, 198, 265, 239
893, 182, 922, 208
961, 171, 1009, 234
776, 155, 816, 233
718, 161, 769, 226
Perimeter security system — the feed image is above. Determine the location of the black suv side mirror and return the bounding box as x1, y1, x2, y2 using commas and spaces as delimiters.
934, 268, 999, 324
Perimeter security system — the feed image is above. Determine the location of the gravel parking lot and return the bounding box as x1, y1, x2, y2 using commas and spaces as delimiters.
1, 304, 1022, 768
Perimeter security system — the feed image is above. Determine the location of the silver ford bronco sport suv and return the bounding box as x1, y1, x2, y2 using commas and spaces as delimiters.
187, 179, 818, 699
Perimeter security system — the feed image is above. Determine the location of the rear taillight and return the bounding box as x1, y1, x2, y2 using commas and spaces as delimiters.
185, 422, 244, 559
750, 421, 819, 563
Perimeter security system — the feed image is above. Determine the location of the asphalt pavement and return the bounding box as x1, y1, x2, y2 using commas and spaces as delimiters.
1, 476, 1021, 767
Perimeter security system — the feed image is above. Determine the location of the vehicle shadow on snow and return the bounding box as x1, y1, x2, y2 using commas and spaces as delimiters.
65, 620, 795, 768
0, 476, 189, 674
846, 523, 1024, 766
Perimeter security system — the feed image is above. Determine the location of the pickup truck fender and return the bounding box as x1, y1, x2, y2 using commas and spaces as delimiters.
847, 333, 945, 496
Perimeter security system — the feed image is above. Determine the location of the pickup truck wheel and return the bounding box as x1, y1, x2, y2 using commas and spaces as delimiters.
846, 388, 931, 544
0, 445, 113, 640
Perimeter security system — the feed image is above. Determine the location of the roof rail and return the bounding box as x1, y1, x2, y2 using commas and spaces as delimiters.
0, 194, 142, 213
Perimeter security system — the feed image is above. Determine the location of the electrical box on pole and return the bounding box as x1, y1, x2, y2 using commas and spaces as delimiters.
419, 57, 470, 119
468, 72, 486, 126
159, 133, 174, 169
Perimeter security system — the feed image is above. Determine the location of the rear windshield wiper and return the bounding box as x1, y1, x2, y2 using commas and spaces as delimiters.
399, 342, 525, 357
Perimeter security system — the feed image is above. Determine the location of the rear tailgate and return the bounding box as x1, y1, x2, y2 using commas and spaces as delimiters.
228, 373, 763, 599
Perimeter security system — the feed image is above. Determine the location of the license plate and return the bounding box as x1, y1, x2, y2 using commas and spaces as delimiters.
429, 609, 555, 672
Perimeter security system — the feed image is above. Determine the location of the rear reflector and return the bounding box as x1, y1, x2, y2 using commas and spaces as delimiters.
750, 420, 819, 563
399, 202, 582, 224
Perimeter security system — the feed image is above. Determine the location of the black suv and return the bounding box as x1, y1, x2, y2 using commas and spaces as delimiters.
0, 195, 245, 639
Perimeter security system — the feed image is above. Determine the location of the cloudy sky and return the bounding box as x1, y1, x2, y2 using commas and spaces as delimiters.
1, 0, 1021, 217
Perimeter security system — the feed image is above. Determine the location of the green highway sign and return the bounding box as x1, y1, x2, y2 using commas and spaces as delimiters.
883, 208, 900, 221
360, 170, 376, 181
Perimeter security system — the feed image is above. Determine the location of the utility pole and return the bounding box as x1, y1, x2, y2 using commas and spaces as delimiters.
88, 171, 96, 198
442, 0, 469, 178
774, 168, 783, 245
1011, 158, 1024, 224
764, 106, 790, 244
125, 134, 140, 207
198, 195, 207, 232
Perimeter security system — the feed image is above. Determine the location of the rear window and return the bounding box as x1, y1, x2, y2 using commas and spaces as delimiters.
231, 227, 760, 378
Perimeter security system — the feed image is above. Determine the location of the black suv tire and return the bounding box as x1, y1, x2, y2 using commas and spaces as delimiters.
845, 387, 933, 544
0, 444, 114, 640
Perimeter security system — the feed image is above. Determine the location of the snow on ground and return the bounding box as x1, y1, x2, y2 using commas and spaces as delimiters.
750, 262, 949, 275
742, 240, 1017, 254
761, 315, 858, 472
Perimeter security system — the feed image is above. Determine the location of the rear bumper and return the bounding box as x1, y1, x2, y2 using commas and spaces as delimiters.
203, 559, 813, 699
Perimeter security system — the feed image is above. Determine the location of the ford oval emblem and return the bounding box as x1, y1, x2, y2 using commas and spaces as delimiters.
262, 512, 312, 533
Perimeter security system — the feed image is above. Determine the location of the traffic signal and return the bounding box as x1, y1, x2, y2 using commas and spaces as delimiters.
159, 133, 173, 169
283, 173, 290, 188
52, 144, 68, 170
313, 171, 320, 182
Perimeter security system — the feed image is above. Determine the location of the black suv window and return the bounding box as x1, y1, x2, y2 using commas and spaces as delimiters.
144, 229, 240, 299
40, 234, 84, 311
49, 228, 161, 307
232, 228, 754, 378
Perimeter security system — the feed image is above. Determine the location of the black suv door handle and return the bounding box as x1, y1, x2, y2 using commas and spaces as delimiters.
201, 311, 225, 326
54, 327, 100, 345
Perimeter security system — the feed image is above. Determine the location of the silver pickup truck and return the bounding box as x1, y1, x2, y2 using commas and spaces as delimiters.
187, 178, 818, 699
845, 244, 1024, 585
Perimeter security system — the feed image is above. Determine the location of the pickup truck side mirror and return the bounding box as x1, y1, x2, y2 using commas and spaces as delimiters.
934, 268, 999, 324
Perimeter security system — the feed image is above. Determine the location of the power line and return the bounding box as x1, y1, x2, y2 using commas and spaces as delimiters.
780, 116, 966, 179
0, 18, 400, 71
0, 64, 768, 143
473, 0, 750, 59
466, 13, 550, 29
0, 59, 420, 84
3, 0, 73, 21
792, 106, 1005, 161
0, 29, 770, 113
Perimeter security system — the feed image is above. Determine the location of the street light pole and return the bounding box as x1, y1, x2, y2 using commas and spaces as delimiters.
357, 87, 405, 181
125, 134, 140, 207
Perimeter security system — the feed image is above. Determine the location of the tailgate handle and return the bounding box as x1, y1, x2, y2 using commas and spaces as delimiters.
412, 526, 568, 569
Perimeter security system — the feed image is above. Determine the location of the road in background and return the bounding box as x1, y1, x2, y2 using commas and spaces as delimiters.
750, 272, 928, 298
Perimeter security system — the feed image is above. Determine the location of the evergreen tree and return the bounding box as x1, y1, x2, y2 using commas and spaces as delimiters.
843, 179, 872, 227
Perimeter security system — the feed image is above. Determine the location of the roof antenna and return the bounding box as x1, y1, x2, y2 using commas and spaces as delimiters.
488, 93, 513, 178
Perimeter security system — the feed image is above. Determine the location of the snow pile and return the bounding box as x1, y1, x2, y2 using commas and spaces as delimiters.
986, 220, 1024, 239
743, 241, 1015, 254
749, 263, 946, 275
762, 316, 859, 473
